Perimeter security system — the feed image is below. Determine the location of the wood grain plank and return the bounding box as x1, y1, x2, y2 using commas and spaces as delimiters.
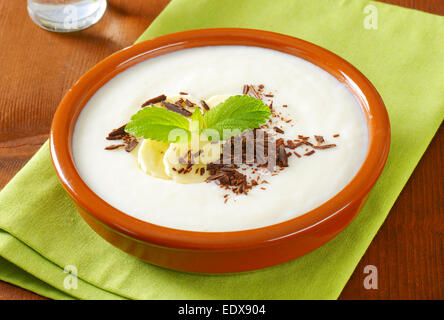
0, 0, 442, 300
0, 281, 47, 300
340, 125, 443, 299
379, 0, 444, 14
0, 0, 170, 300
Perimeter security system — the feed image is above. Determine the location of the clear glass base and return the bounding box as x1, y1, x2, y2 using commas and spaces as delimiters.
27, 0, 107, 33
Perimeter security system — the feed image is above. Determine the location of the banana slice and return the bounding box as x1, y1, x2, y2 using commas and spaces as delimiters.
205, 95, 230, 108
137, 94, 229, 184
163, 142, 209, 184
162, 138, 223, 184
138, 139, 171, 180
199, 141, 222, 164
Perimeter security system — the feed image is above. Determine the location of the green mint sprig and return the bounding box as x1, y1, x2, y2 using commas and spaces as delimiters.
125, 95, 271, 142
124, 107, 190, 143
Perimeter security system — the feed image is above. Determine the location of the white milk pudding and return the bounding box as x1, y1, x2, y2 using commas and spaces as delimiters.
73, 46, 368, 232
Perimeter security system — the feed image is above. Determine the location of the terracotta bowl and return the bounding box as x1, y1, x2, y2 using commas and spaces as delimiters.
50, 28, 390, 273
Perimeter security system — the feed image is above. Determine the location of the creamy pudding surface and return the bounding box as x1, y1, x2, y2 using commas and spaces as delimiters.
73, 46, 368, 232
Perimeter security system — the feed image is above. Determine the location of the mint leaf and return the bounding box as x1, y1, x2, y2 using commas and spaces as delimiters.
190, 107, 204, 133
203, 95, 271, 139
125, 95, 271, 143
125, 107, 190, 143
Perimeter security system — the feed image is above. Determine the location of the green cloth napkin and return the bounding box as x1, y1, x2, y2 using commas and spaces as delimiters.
0, 0, 443, 300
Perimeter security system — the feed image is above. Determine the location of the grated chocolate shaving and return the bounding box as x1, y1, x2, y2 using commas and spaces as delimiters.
248, 85, 261, 100
106, 124, 127, 140
201, 100, 210, 111
313, 144, 336, 150
162, 101, 192, 116
277, 145, 288, 167
141, 94, 166, 107
184, 99, 195, 108
124, 139, 138, 152
314, 135, 325, 144
105, 144, 125, 150
206, 167, 250, 195
273, 126, 284, 134
105, 124, 139, 152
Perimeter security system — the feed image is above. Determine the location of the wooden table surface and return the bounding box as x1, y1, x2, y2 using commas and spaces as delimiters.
0, 0, 442, 300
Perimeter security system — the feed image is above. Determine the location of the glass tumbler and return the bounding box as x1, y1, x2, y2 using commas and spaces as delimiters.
27, 0, 107, 32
